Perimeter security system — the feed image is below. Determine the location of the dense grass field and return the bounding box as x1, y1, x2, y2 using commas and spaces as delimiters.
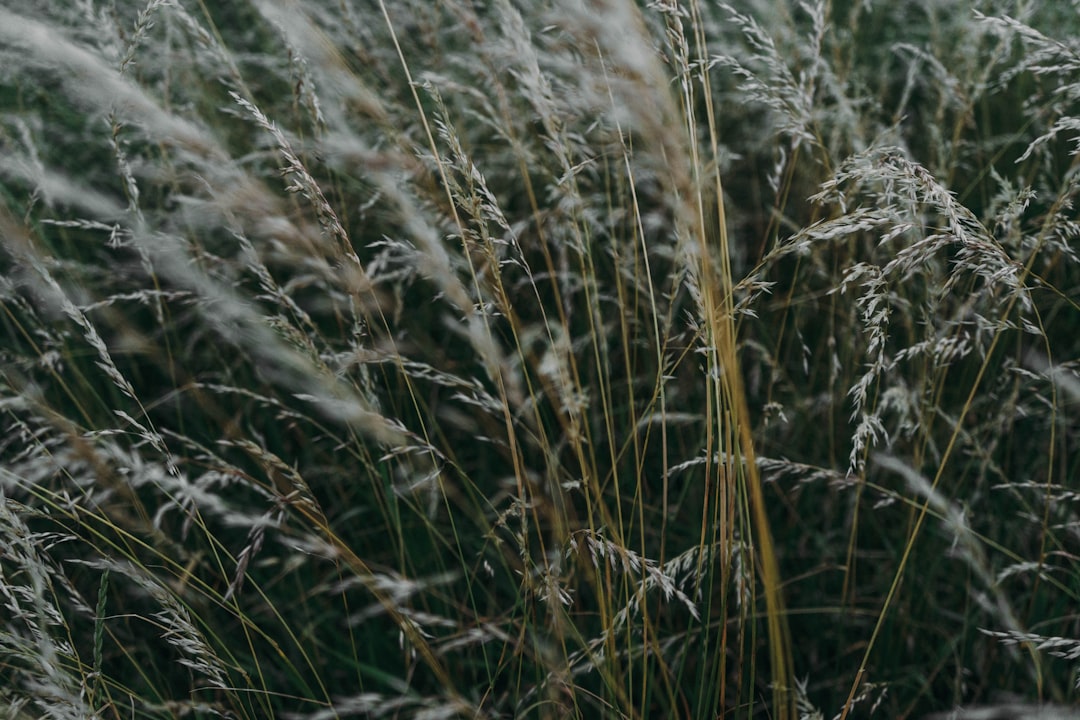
1, 1, 1078, 718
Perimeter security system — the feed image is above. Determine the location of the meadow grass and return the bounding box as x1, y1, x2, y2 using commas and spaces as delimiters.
1, 1, 1078, 718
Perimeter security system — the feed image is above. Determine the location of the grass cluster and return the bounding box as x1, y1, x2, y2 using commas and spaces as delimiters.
1, 0, 1078, 718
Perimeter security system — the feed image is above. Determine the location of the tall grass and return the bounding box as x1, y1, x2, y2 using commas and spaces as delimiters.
1, 1, 1078, 718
